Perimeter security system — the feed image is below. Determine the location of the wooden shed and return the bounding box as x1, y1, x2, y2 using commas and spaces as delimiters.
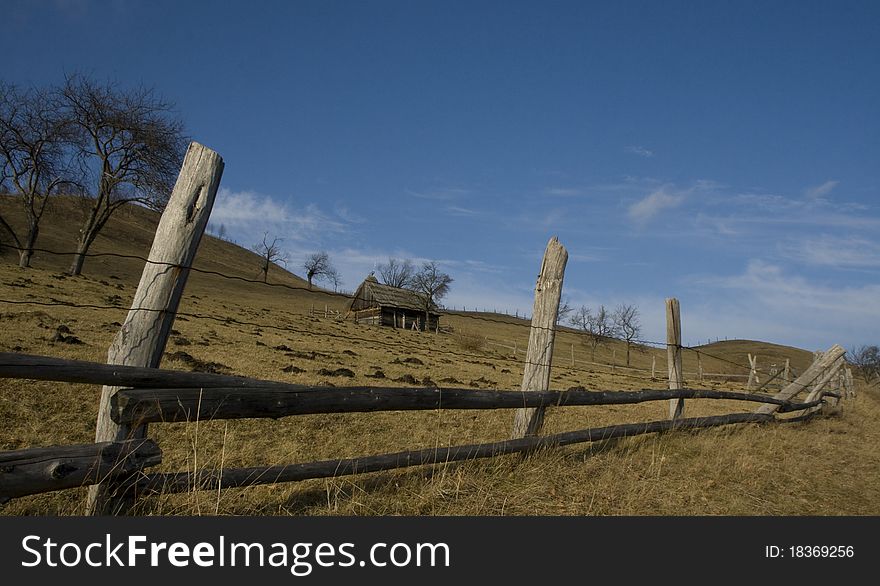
348, 275, 440, 331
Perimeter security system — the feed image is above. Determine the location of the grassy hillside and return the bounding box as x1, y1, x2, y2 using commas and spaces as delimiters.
1, 196, 878, 515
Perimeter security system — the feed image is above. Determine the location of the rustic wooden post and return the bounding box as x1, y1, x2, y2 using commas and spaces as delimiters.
783, 359, 791, 384
87, 142, 224, 515
747, 354, 758, 390
845, 367, 855, 398
697, 353, 704, 383
651, 354, 656, 380
666, 298, 684, 419
511, 237, 568, 438
570, 343, 575, 368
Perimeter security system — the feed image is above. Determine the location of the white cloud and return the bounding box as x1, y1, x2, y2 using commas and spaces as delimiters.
625, 145, 654, 157
627, 187, 686, 224
804, 180, 838, 201
779, 235, 880, 268
208, 188, 348, 248
690, 259, 880, 347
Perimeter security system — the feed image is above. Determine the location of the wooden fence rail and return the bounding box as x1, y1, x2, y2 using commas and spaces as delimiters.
0, 351, 839, 502
111, 385, 830, 425
133, 412, 779, 495
0, 439, 161, 502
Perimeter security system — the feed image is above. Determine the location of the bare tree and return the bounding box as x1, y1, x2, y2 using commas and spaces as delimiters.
556, 295, 573, 325
612, 303, 642, 366
303, 250, 336, 289
0, 82, 77, 267
252, 232, 288, 283
409, 261, 453, 331
848, 345, 879, 384
60, 74, 186, 275
377, 257, 415, 289
326, 266, 342, 292
570, 304, 617, 362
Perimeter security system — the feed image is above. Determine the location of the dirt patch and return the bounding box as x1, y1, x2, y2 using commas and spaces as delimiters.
316, 368, 355, 378
165, 351, 231, 374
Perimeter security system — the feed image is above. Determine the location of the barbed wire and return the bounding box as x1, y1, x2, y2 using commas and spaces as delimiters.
0, 295, 718, 389
3, 244, 781, 378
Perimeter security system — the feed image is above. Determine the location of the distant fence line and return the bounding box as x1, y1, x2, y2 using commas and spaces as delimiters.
0, 142, 856, 515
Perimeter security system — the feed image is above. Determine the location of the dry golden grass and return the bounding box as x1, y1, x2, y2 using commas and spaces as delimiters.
1, 196, 878, 516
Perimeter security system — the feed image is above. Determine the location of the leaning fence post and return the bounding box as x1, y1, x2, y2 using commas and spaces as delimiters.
87, 142, 224, 515
511, 237, 568, 438
651, 354, 657, 380
666, 298, 684, 420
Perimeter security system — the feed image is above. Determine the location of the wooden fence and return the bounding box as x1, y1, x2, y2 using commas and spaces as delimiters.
0, 142, 857, 514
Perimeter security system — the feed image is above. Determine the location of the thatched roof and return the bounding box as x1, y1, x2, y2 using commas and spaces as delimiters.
350, 275, 438, 313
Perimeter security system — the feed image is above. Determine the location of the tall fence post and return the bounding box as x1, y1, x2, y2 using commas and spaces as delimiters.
511, 237, 568, 439
783, 359, 791, 384
666, 298, 684, 420
651, 354, 657, 380
87, 142, 224, 515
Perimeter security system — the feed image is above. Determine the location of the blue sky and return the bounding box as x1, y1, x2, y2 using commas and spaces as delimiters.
3, 0, 879, 351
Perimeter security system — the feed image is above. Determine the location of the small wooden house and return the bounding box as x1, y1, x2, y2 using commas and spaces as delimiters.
348, 275, 440, 331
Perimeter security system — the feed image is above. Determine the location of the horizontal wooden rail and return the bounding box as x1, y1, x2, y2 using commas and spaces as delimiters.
132, 412, 775, 494
0, 351, 290, 389
111, 386, 831, 425
0, 439, 161, 502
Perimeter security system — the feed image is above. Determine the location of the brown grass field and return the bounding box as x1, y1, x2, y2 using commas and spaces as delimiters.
1, 196, 878, 515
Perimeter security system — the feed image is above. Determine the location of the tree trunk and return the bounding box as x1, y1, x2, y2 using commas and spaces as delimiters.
17, 221, 38, 268
69, 201, 104, 276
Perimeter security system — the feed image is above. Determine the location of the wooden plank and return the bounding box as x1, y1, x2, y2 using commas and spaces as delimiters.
512, 237, 568, 438
667, 298, 684, 419
0, 352, 292, 389
0, 439, 161, 502
756, 344, 845, 414
88, 141, 224, 515
135, 412, 775, 495
111, 386, 826, 426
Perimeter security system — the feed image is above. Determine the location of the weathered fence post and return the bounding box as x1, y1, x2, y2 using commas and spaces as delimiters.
783, 359, 791, 384
697, 353, 704, 383
747, 354, 758, 390
666, 298, 684, 420
511, 237, 568, 438
87, 142, 224, 515
651, 354, 656, 380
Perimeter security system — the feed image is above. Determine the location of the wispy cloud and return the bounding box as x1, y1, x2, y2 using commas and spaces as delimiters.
804, 180, 838, 201
406, 187, 471, 200
779, 235, 880, 269
627, 187, 686, 224
687, 259, 880, 347
209, 188, 348, 245
543, 187, 583, 197
625, 145, 654, 158
445, 205, 480, 217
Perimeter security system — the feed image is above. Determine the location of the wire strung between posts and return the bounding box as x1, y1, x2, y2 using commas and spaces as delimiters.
3, 245, 787, 383
0, 296, 696, 389
0, 294, 836, 397
6, 245, 680, 342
